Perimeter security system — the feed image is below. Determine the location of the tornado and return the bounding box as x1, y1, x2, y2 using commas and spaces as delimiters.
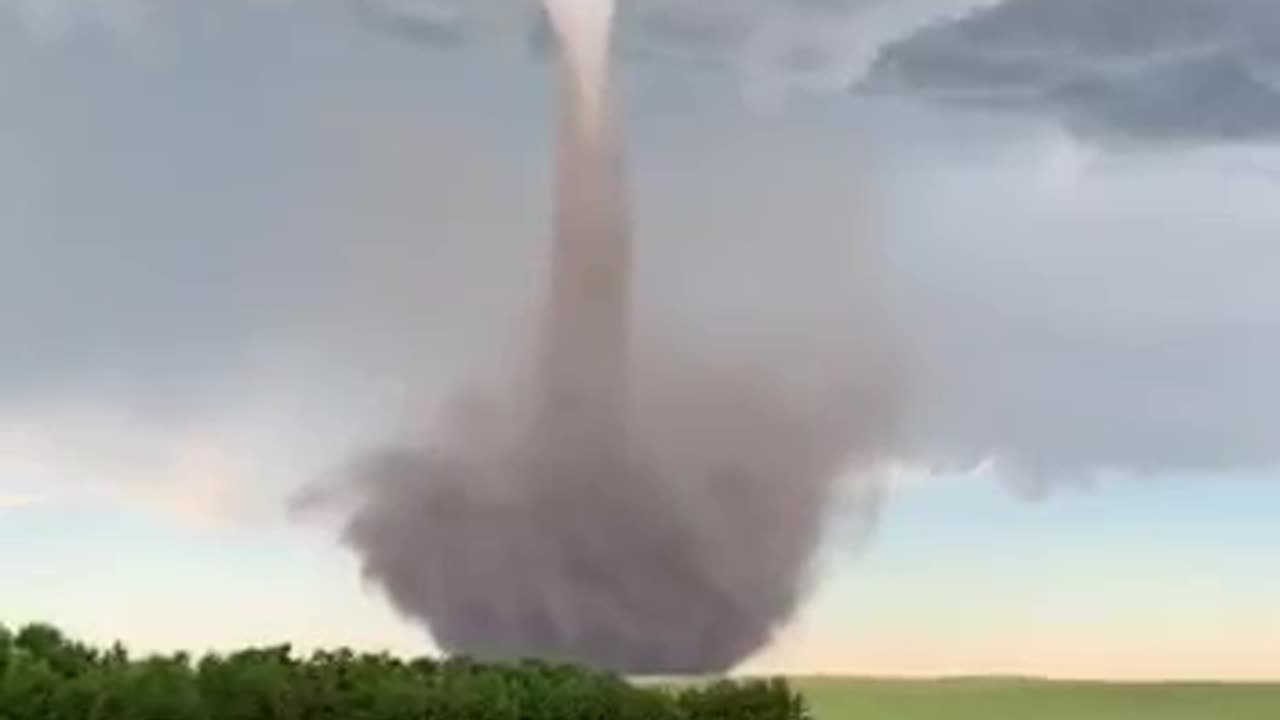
300, 0, 899, 674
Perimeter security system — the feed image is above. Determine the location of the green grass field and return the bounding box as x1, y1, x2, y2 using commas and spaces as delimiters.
790, 678, 1280, 720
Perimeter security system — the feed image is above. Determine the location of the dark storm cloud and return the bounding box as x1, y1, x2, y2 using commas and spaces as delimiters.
350, 0, 470, 48
864, 0, 1280, 143
4, 0, 1279, 541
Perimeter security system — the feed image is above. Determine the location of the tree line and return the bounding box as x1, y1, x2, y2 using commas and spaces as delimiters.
0, 622, 810, 719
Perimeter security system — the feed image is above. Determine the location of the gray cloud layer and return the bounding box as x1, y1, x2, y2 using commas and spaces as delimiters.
877, 139, 1280, 485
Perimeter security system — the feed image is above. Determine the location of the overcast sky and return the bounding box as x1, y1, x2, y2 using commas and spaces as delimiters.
3, 0, 1278, 678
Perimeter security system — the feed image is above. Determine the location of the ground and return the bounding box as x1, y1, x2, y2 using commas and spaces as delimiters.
792, 677, 1280, 720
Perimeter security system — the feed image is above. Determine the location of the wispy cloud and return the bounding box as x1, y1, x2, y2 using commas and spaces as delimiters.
0, 381, 373, 529
0, 491, 42, 509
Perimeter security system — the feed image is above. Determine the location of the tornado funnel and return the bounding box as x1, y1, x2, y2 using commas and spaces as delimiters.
304, 0, 895, 676
537, 0, 631, 465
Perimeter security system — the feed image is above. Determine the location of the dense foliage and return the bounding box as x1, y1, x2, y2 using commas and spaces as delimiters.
0, 622, 809, 720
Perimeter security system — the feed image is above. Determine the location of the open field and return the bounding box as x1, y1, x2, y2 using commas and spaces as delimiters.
793, 677, 1280, 720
